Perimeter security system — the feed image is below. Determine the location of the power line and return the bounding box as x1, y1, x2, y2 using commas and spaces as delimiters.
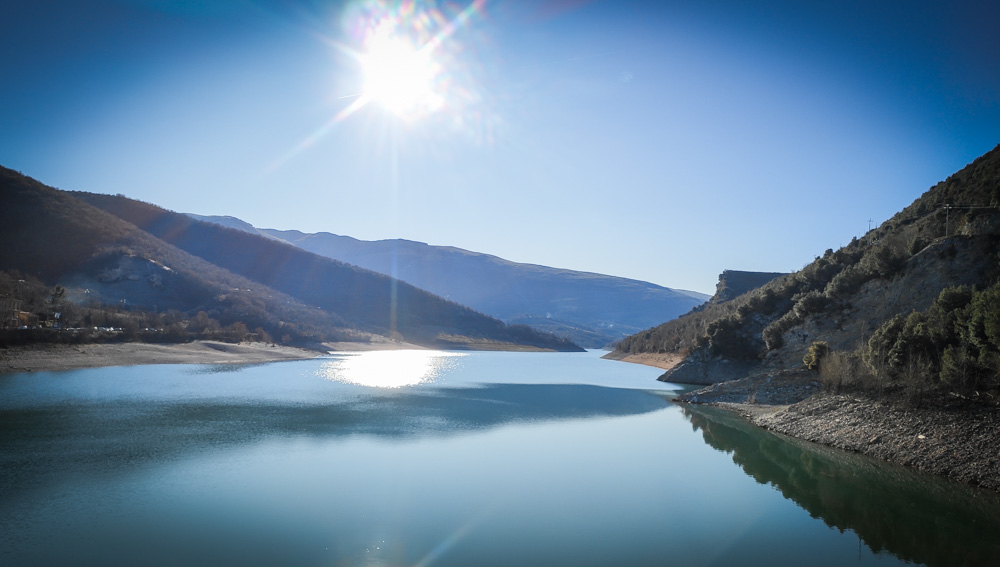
942, 203, 995, 237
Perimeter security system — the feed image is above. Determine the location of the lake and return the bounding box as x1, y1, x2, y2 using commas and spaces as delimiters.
2, 350, 998, 566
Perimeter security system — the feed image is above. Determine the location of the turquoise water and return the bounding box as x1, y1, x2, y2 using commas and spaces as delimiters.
2, 350, 998, 566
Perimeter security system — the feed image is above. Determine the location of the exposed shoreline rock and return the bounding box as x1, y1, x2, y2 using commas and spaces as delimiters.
599, 350, 684, 371
0, 338, 569, 374
672, 369, 821, 404
0, 341, 325, 373
657, 353, 761, 385
674, 379, 1000, 493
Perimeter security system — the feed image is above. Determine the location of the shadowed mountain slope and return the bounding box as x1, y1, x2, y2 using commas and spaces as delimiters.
0, 166, 355, 342
73, 191, 581, 351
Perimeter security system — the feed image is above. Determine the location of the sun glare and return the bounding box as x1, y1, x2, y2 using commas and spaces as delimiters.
267, 1, 488, 171
361, 31, 443, 118
341, 0, 487, 123
319, 350, 464, 388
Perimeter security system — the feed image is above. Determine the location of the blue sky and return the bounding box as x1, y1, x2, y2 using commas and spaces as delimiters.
3, 0, 998, 294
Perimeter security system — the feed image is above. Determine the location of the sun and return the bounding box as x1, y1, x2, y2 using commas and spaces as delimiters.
360, 29, 443, 120
266, 1, 488, 170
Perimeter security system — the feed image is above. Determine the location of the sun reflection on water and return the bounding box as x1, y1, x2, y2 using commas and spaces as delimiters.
319, 350, 464, 388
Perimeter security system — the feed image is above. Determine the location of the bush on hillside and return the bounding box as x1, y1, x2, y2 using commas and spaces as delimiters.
763, 309, 801, 350
859, 238, 908, 280
819, 350, 865, 392
792, 290, 830, 319
824, 264, 870, 298
859, 284, 1000, 402
707, 315, 753, 359
803, 341, 829, 371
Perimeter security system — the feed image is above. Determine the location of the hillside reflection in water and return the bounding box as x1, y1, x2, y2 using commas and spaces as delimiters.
681, 404, 1000, 567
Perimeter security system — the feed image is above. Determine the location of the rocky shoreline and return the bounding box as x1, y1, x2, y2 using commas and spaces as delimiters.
675, 376, 1000, 493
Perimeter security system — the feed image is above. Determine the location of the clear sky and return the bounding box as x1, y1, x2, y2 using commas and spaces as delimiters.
3, 0, 999, 294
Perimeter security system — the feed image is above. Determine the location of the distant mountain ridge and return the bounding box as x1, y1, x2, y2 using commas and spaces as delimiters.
185, 214, 284, 241
79, 192, 581, 351
0, 165, 580, 352
184, 216, 708, 347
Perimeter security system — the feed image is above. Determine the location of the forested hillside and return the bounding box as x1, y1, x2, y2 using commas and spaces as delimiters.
615, 145, 1000, 405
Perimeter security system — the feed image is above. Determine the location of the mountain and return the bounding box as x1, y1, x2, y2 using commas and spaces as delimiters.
711, 270, 787, 303
263, 230, 711, 348
185, 217, 708, 348
614, 144, 1000, 403
184, 213, 284, 241
0, 167, 352, 344
0, 165, 581, 352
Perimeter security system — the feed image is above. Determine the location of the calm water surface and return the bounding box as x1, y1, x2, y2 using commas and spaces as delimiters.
2, 350, 999, 566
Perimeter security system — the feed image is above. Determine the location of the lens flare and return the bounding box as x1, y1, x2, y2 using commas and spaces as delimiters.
361, 29, 443, 118
266, 0, 490, 172
348, 0, 486, 121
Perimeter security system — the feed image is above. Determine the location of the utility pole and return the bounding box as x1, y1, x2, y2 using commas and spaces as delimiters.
942, 202, 992, 237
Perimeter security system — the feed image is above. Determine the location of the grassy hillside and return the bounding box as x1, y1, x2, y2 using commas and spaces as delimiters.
615, 145, 1000, 404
